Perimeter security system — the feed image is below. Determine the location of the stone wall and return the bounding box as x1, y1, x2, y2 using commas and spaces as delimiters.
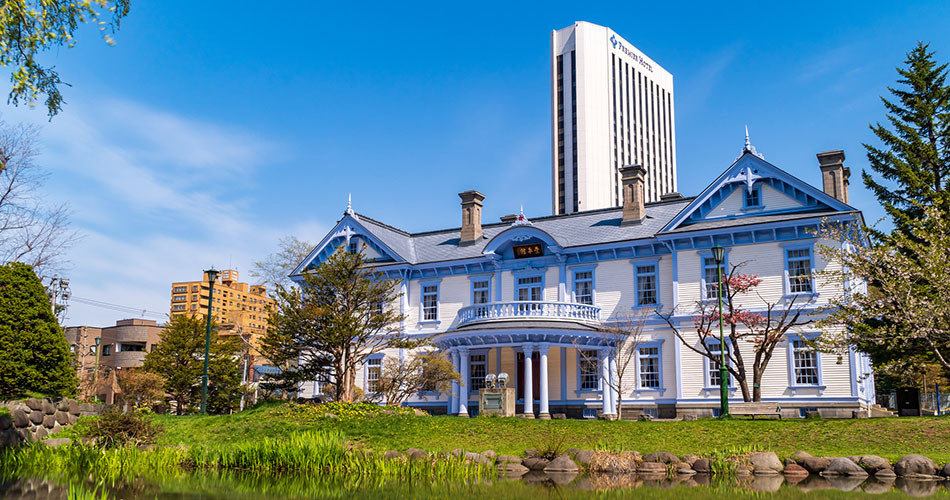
0, 397, 111, 447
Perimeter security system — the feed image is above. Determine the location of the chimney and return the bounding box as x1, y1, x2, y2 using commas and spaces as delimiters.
620, 165, 647, 225
459, 190, 486, 245
817, 150, 850, 204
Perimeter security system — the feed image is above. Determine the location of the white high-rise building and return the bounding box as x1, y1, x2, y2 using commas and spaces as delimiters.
551, 21, 677, 214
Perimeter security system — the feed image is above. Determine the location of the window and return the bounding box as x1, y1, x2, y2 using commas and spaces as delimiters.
703, 257, 724, 300
422, 285, 439, 321
192, 285, 198, 292
638, 347, 660, 389
635, 263, 658, 306
517, 276, 543, 301
172, 295, 186, 302
172, 304, 185, 311
472, 279, 490, 305
792, 339, 819, 385
366, 358, 381, 392
191, 304, 198, 310
102, 345, 112, 356
192, 294, 197, 301
470, 354, 487, 390
744, 186, 762, 208
573, 271, 593, 305
786, 248, 813, 294
173, 286, 187, 293
348, 238, 359, 254
707, 342, 730, 387
371, 301, 384, 316
579, 350, 599, 390
582, 407, 598, 419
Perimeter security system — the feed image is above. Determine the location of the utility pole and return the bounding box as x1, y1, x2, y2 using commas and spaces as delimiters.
45, 275, 71, 323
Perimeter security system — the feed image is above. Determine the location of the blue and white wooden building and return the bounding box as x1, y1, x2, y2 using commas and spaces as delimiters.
293, 144, 875, 419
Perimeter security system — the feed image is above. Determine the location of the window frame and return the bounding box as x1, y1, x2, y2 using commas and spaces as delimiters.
702, 339, 734, 393
635, 342, 664, 393
786, 333, 825, 393
576, 349, 602, 393
782, 242, 817, 297
469, 352, 488, 392
631, 257, 661, 308
698, 249, 729, 302
742, 184, 763, 210
419, 279, 442, 325
468, 275, 492, 306
364, 354, 383, 393
512, 270, 545, 303
570, 265, 596, 305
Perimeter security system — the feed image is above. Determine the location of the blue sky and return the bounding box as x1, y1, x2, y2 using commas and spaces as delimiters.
7, 1, 949, 326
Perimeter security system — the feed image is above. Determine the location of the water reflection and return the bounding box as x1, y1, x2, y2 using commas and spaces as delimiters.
1, 470, 948, 499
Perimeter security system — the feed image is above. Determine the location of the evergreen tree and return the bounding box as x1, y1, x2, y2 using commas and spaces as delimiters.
864, 42, 950, 234
142, 314, 242, 415
0, 262, 77, 398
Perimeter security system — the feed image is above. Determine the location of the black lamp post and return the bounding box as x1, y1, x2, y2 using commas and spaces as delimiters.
200, 268, 219, 414
91, 336, 102, 402
711, 245, 729, 417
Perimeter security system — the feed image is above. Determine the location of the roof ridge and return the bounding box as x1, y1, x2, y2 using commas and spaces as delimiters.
354, 213, 412, 236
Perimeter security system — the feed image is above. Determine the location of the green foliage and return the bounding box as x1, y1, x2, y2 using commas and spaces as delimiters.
67, 481, 109, 500
260, 249, 413, 401
0, 0, 130, 118
0, 261, 77, 398
863, 42, 950, 235
81, 410, 163, 449
270, 402, 419, 422
141, 314, 242, 415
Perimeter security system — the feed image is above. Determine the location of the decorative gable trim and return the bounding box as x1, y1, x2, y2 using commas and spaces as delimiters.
661, 153, 854, 233
290, 214, 407, 279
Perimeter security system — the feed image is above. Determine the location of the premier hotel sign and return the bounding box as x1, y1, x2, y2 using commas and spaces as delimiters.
609, 33, 654, 73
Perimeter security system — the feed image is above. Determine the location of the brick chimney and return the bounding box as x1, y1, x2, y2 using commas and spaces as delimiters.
620, 165, 647, 225
459, 190, 486, 245
817, 150, 850, 204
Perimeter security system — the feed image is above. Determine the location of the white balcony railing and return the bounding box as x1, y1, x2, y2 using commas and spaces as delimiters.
456, 301, 601, 327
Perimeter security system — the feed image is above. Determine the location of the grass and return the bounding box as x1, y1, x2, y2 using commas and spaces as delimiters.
154, 403, 950, 463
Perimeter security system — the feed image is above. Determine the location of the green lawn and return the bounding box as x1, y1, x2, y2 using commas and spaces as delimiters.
153, 403, 950, 464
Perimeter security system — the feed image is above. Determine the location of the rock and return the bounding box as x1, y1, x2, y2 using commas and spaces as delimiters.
677, 465, 697, 475
749, 452, 783, 475
403, 447, 424, 455
682, 414, 698, 421
67, 400, 80, 415
642, 451, 678, 464
41, 399, 55, 415
846, 455, 862, 464
66, 413, 78, 425
784, 458, 797, 467
800, 456, 831, 474
25, 398, 42, 411
791, 451, 813, 462
497, 455, 522, 464
875, 468, 896, 478
692, 458, 711, 473
383, 451, 403, 461
544, 454, 579, 473
894, 454, 938, 478
857, 455, 891, 475
449, 448, 463, 458
638, 461, 668, 474
587, 451, 638, 474
524, 448, 539, 457
565, 448, 579, 456
784, 463, 809, 476
409, 450, 429, 462
29, 411, 43, 425
523, 457, 550, 470
48, 426, 61, 436
481, 450, 497, 461
42, 438, 71, 448
56, 399, 70, 412
0, 415, 11, 430
942, 463, 950, 478
750, 474, 784, 493
464, 452, 490, 465
574, 449, 595, 466
499, 462, 528, 475
42, 415, 55, 428
822, 457, 869, 476
54, 412, 69, 426
680, 454, 700, 466
897, 478, 939, 497
12, 409, 29, 428
33, 427, 47, 440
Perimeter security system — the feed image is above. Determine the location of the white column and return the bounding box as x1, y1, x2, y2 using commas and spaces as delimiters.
599, 349, 610, 417
449, 348, 458, 415
609, 352, 620, 417
458, 347, 470, 417
538, 343, 551, 419
523, 344, 535, 418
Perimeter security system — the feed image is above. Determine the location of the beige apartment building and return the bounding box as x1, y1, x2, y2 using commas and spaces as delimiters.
169, 269, 273, 350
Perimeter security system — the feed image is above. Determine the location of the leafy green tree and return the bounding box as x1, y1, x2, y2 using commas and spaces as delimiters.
0, 0, 130, 118
0, 261, 76, 398
864, 42, 950, 234
142, 314, 241, 415
260, 249, 415, 402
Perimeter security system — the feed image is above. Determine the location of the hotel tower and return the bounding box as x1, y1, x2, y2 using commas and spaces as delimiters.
551, 21, 677, 214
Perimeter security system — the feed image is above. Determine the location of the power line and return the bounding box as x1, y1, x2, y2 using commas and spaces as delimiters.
70, 295, 167, 320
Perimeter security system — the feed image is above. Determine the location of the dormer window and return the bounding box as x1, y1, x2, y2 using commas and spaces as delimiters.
743, 186, 762, 208
348, 238, 359, 254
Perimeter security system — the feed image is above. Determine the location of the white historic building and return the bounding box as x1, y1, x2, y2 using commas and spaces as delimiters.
293, 143, 875, 419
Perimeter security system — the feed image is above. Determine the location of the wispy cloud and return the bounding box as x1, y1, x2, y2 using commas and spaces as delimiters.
676, 44, 741, 117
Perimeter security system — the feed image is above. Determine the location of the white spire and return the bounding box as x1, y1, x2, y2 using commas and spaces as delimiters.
740, 125, 764, 160
511, 205, 532, 226
345, 193, 357, 218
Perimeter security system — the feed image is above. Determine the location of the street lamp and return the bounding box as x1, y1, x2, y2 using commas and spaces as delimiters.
200, 268, 219, 414
91, 336, 102, 402
711, 245, 729, 418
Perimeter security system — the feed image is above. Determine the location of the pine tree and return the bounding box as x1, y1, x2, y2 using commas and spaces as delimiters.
0, 262, 77, 398
864, 42, 950, 234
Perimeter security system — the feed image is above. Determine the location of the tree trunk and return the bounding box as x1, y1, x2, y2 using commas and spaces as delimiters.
752, 370, 762, 402
738, 377, 751, 402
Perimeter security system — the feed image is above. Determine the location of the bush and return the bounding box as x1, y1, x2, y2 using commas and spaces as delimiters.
269, 402, 420, 422
82, 410, 163, 448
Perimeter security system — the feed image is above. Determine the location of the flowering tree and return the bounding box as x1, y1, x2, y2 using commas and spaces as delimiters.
660, 265, 813, 402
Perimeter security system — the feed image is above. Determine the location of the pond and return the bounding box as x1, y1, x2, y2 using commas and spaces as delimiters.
2, 470, 949, 499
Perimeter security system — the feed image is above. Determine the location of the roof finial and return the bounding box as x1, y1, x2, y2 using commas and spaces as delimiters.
512, 205, 532, 226
345, 193, 356, 218
740, 125, 764, 160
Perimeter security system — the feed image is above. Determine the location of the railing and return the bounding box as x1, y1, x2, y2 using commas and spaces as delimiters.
456, 301, 601, 327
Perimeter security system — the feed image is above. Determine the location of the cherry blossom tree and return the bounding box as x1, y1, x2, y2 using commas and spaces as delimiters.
660, 264, 813, 402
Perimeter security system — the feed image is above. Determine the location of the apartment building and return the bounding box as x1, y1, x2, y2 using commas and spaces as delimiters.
169, 269, 273, 348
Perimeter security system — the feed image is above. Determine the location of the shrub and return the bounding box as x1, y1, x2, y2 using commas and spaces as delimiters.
82, 410, 163, 448
269, 402, 419, 422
